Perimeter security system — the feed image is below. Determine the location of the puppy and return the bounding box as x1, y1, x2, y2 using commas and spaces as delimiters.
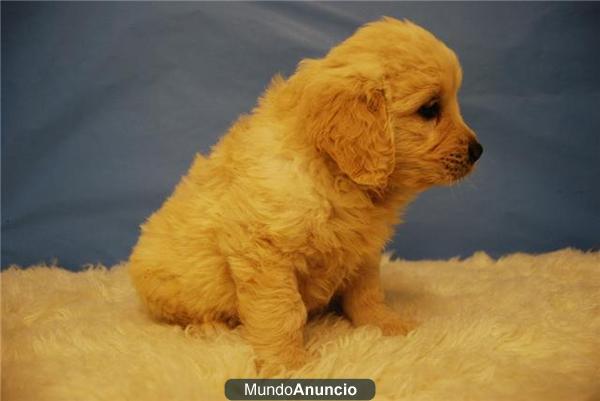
129, 17, 482, 373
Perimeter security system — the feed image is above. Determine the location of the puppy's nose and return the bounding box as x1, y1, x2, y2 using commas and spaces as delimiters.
468, 141, 483, 164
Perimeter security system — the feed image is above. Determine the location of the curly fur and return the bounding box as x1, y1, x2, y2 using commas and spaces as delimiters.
128, 17, 482, 373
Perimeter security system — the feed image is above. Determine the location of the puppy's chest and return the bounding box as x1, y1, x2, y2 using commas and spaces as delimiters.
295, 253, 358, 312
294, 209, 392, 312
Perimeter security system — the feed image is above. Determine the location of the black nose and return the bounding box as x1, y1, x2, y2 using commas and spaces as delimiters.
468, 141, 483, 164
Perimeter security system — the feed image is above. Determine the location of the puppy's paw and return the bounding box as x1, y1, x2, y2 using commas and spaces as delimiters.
378, 316, 418, 336
352, 305, 418, 336
257, 349, 310, 377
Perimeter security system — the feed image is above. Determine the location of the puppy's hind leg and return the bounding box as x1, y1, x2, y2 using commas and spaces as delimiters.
228, 253, 309, 374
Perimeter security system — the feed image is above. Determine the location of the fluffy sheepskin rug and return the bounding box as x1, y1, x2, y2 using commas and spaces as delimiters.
2, 249, 600, 401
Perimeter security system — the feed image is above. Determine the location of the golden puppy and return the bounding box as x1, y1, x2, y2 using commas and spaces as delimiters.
129, 17, 482, 373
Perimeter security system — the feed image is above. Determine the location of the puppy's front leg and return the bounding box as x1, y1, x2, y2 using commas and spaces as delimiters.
342, 254, 416, 336
229, 255, 308, 373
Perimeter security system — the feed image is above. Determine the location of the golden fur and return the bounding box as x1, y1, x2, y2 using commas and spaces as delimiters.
129, 18, 482, 374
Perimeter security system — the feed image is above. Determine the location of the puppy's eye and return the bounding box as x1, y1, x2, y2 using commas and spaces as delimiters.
417, 100, 440, 121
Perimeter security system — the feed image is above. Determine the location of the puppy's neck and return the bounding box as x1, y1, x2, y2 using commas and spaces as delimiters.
315, 151, 419, 215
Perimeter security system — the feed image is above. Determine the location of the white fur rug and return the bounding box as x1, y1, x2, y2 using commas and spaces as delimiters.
2, 249, 599, 401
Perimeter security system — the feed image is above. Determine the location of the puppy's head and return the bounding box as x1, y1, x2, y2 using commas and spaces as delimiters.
295, 17, 482, 193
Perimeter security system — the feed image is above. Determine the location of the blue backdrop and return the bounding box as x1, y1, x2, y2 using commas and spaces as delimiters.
2, 2, 599, 270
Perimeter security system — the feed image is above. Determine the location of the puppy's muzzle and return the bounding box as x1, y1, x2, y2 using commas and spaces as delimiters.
468, 140, 483, 164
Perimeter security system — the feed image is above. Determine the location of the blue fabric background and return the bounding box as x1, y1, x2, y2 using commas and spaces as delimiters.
2, 2, 599, 270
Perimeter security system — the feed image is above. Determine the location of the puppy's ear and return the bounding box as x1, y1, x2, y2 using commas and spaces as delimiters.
302, 71, 394, 190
